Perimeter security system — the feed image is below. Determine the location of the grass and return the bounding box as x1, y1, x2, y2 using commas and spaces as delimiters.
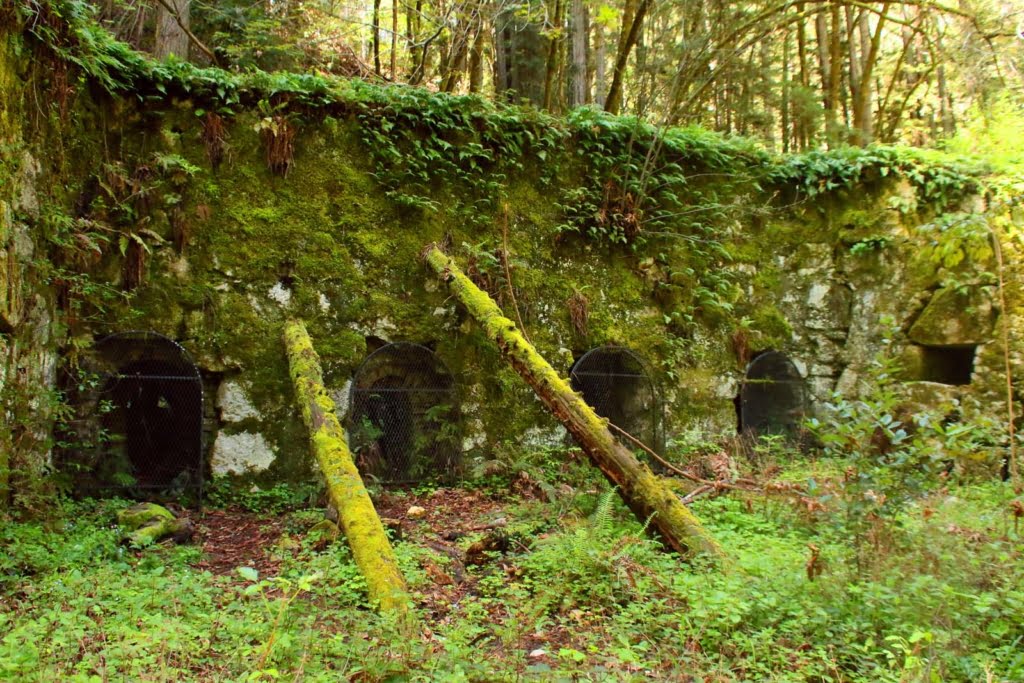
0, 467, 1022, 682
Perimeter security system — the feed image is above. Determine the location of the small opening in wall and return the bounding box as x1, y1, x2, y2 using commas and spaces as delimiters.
918, 345, 976, 385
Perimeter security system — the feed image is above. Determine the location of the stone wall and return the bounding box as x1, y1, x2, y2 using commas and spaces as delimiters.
2, 12, 1019, 498
0, 31, 60, 507
51, 110, 1013, 487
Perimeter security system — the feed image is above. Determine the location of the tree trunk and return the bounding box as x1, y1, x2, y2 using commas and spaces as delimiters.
814, 10, 833, 143
373, 0, 382, 76
593, 18, 606, 106
782, 28, 791, 153
425, 247, 722, 558
604, 0, 652, 114
845, 7, 864, 141
828, 2, 842, 145
796, 3, 809, 149
283, 321, 413, 615
542, 0, 564, 110
390, 0, 399, 78
154, 0, 190, 60
469, 22, 485, 93
569, 0, 587, 106
493, 8, 545, 105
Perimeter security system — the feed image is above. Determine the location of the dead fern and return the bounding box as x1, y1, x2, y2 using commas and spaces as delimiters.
259, 116, 296, 176
169, 206, 189, 253
598, 180, 643, 243
130, 163, 157, 215
122, 237, 146, 291
201, 112, 228, 169
567, 290, 589, 338
731, 328, 751, 366
50, 58, 73, 122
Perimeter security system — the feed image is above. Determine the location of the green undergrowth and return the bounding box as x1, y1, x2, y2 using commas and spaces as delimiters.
1, 472, 1021, 681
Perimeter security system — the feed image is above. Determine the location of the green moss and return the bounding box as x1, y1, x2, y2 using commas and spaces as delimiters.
116, 502, 175, 530
749, 305, 793, 347
284, 320, 412, 616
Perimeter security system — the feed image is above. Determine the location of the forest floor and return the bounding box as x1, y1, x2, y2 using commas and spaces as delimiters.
1, 455, 1023, 682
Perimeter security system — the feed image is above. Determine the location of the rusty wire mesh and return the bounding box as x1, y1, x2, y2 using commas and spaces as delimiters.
348, 342, 461, 483
70, 331, 204, 503
570, 346, 664, 459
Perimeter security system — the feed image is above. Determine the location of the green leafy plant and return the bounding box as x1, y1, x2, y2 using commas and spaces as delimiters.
235, 566, 321, 680
805, 337, 1004, 567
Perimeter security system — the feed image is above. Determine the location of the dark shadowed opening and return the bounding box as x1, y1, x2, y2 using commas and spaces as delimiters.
739, 351, 807, 444
570, 346, 663, 456
918, 345, 976, 385
348, 342, 460, 483
80, 331, 204, 501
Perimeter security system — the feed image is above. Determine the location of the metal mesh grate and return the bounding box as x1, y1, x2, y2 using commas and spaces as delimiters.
739, 351, 807, 444
348, 343, 461, 483
570, 346, 663, 457
72, 331, 204, 502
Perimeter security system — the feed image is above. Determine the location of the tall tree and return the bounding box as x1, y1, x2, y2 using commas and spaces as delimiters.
154, 0, 190, 60
569, 0, 587, 106
604, 0, 653, 114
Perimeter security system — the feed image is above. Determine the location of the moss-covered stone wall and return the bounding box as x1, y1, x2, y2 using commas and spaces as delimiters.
1, 24, 60, 507
53, 108, 1016, 485
4, 3, 1021, 496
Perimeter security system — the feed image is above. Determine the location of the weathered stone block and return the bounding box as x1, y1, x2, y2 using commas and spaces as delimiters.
216, 379, 261, 423
210, 431, 277, 475
908, 286, 997, 346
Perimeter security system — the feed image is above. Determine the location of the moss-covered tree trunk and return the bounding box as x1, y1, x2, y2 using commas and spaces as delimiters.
425, 246, 722, 558
283, 320, 413, 615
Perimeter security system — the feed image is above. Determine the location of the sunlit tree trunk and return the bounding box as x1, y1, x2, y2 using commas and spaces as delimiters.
604, 0, 652, 114
782, 28, 791, 153
154, 0, 189, 60
569, 0, 587, 107
373, 0, 382, 75
593, 19, 607, 106
390, 0, 399, 78
796, 3, 810, 149
469, 21, 486, 93
543, 0, 564, 110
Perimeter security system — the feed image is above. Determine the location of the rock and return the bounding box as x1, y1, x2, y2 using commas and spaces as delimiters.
308, 519, 340, 551
117, 502, 175, 531
406, 505, 427, 519
216, 380, 261, 423
325, 503, 339, 523
210, 431, 277, 475
117, 503, 193, 546
528, 649, 547, 659
908, 286, 997, 346
381, 517, 404, 540
275, 534, 301, 553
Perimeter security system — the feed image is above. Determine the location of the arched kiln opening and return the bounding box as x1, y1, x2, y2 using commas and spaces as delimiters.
348, 343, 461, 483
570, 346, 663, 456
79, 331, 204, 501
739, 351, 807, 445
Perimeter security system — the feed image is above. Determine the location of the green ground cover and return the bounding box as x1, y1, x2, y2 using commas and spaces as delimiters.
1, 457, 1021, 682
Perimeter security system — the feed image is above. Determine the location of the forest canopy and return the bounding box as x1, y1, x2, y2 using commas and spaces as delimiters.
78, 0, 1024, 157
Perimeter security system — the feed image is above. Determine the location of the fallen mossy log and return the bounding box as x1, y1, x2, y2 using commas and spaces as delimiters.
425, 246, 723, 558
283, 320, 413, 616
117, 502, 194, 546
